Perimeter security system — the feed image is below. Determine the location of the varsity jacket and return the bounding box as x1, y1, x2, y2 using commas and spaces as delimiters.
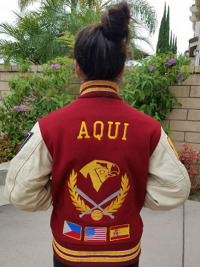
5, 81, 191, 267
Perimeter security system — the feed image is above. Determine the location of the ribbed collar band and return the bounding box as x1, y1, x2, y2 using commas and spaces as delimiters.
80, 80, 119, 96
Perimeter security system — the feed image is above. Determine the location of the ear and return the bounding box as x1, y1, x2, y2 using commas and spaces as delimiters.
74, 60, 82, 77
117, 66, 125, 79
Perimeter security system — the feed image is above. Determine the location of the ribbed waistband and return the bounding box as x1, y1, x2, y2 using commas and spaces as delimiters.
53, 237, 141, 264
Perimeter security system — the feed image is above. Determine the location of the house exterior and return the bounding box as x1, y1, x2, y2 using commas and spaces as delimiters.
189, 0, 200, 65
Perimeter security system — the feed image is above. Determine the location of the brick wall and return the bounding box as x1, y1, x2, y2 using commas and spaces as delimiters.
0, 65, 200, 184
0, 64, 200, 153
166, 66, 200, 185
164, 66, 200, 153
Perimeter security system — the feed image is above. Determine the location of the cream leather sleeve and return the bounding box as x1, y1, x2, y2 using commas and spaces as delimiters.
144, 128, 191, 211
4, 122, 52, 212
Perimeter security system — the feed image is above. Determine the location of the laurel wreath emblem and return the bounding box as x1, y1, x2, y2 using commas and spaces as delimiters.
68, 170, 90, 213
104, 173, 130, 214
68, 170, 130, 216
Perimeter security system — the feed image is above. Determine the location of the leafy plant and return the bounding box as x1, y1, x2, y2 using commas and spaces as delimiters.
0, 57, 75, 162
0, 2, 71, 64
0, 134, 20, 163
179, 143, 200, 190
121, 52, 191, 124
0, 52, 191, 163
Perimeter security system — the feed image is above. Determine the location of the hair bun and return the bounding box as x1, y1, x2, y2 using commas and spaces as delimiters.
101, 1, 130, 42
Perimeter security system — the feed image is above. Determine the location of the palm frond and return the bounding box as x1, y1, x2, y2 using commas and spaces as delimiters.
128, 0, 157, 33
18, 0, 40, 11
3, 0, 157, 63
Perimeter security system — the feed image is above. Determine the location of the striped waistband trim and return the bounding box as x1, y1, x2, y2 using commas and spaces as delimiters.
80, 81, 119, 96
53, 238, 141, 263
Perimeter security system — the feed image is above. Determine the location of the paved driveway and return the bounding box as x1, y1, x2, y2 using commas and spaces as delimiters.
0, 201, 200, 267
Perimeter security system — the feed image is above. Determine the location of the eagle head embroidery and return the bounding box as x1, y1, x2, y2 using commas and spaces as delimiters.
80, 160, 120, 192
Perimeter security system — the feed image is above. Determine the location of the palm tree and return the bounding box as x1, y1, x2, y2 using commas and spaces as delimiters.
18, 0, 108, 12
17, 0, 157, 53
18, 0, 156, 33
18, 0, 78, 12
18, 0, 63, 11
0, 0, 157, 64
0, 2, 70, 64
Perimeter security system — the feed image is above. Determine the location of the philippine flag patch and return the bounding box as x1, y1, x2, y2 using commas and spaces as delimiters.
63, 221, 82, 240
84, 227, 106, 241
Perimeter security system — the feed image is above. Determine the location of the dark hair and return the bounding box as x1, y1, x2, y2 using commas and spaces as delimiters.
74, 1, 130, 80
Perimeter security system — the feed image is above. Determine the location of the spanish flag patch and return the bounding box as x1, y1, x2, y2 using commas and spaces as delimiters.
110, 224, 130, 241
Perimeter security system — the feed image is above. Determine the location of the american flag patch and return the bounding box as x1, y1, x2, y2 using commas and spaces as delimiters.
84, 227, 106, 241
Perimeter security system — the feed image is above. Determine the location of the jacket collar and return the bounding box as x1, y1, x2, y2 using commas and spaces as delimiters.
79, 80, 121, 100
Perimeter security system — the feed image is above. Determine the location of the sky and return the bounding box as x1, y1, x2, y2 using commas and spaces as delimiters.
0, 0, 194, 55
143, 0, 194, 54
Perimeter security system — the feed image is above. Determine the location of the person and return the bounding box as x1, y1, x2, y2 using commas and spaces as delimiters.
5, 2, 191, 267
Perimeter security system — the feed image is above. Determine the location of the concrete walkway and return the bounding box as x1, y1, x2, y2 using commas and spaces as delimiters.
0, 201, 200, 267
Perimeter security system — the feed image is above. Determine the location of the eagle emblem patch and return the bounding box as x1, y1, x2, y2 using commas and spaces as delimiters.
68, 160, 130, 221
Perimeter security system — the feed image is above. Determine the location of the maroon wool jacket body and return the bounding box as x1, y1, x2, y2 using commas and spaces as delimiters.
39, 81, 161, 266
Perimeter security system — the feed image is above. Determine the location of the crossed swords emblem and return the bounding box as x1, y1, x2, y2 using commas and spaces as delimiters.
75, 188, 121, 219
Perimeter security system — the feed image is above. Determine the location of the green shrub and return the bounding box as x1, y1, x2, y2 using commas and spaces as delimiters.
179, 143, 200, 190
0, 134, 20, 163
0, 57, 75, 162
121, 53, 191, 127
